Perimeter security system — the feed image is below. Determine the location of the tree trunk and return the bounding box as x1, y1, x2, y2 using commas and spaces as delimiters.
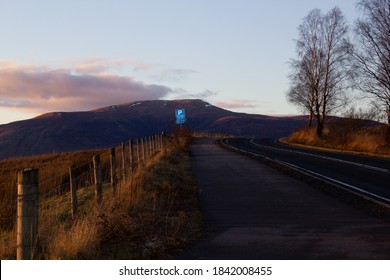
314, 111, 324, 138
316, 121, 323, 138
307, 110, 313, 127
314, 94, 323, 137
387, 104, 390, 127
387, 105, 390, 142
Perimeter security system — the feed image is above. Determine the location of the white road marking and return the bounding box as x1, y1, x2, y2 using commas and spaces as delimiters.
221, 138, 390, 205
274, 159, 390, 204
250, 139, 389, 174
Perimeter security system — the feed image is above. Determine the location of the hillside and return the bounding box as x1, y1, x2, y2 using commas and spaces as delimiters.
0, 99, 306, 159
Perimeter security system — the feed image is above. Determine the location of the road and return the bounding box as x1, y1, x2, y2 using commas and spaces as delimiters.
222, 138, 390, 205
178, 138, 390, 259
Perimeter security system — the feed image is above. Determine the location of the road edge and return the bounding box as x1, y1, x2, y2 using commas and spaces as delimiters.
216, 138, 390, 222
278, 138, 390, 160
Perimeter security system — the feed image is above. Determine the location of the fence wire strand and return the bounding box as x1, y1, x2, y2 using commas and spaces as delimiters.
1, 134, 166, 259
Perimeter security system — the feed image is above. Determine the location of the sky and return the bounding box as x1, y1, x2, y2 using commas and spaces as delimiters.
0, 0, 360, 125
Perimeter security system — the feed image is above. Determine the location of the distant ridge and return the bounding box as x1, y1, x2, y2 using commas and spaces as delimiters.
0, 99, 306, 160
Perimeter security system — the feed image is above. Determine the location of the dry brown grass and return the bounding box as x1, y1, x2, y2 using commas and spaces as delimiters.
286, 122, 390, 156
0, 149, 102, 231
44, 216, 100, 259
0, 132, 201, 259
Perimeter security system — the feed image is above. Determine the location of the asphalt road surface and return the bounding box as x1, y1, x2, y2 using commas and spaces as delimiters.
223, 138, 390, 205
178, 138, 390, 259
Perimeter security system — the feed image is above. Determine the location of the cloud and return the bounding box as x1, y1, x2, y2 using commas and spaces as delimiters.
64, 57, 159, 74
58, 58, 197, 83
60, 57, 196, 82
150, 68, 197, 82
169, 88, 218, 99
214, 99, 258, 109
192, 89, 218, 99
0, 62, 172, 113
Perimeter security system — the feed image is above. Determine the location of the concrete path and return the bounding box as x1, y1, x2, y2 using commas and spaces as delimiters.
178, 139, 390, 259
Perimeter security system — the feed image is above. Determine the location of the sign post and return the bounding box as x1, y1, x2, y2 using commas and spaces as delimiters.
175, 109, 186, 124
175, 109, 186, 126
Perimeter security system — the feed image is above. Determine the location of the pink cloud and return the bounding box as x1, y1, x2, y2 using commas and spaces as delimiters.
214, 99, 258, 109
0, 63, 172, 113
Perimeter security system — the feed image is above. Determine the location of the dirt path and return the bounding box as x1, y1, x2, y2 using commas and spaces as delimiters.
178, 139, 390, 259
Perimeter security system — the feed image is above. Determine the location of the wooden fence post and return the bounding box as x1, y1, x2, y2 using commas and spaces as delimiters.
144, 137, 149, 160
141, 138, 146, 163
158, 134, 162, 152
162, 134, 166, 152
17, 168, 39, 260
148, 136, 152, 158
129, 139, 134, 175
149, 136, 152, 157
153, 135, 156, 154
110, 147, 117, 195
136, 138, 140, 168
148, 136, 152, 156
151, 136, 154, 155
93, 155, 102, 205
69, 165, 78, 221
122, 142, 127, 181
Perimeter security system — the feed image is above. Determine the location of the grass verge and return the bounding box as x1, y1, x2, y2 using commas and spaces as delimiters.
0, 134, 202, 259
283, 125, 390, 158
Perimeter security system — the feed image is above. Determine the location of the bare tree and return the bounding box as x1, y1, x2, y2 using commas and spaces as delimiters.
287, 7, 352, 137
353, 0, 390, 128
287, 58, 315, 127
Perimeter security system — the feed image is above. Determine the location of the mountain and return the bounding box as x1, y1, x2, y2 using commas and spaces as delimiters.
0, 99, 306, 160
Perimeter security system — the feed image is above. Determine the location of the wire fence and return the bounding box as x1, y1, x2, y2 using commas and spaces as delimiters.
0, 133, 167, 259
